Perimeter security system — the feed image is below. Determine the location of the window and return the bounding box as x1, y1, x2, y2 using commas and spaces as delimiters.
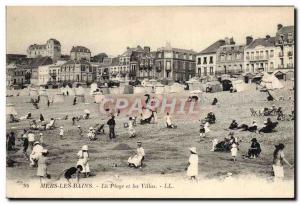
209, 67, 213, 75
203, 57, 207, 64
209, 56, 213, 64
198, 68, 201, 76
260, 51, 264, 59
204, 67, 207, 76
270, 62, 274, 69
246, 52, 249, 60
81, 66, 86, 72
197, 57, 201, 65
265, 50, 269, 58
89, 67, 92, 72
251, 52, 254, 60
270, 50, 274, 58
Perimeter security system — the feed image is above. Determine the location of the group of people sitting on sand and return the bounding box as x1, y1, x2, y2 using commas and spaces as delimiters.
228, 117, 278, 134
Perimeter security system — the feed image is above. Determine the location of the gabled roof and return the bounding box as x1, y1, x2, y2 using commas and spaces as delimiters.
47, 38, 61, 46
71, 46, 91, 53
62, 59, 91, 66
277, 26, 294, 34
246, 37, 275, 49
198, 40, 226, 55
121, 46, 144, 57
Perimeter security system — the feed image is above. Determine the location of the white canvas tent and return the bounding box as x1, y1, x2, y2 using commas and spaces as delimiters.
186, 78, 201, 91
231, 80, 249, 92
261, 73, 284, 90
90, 83, 98, 95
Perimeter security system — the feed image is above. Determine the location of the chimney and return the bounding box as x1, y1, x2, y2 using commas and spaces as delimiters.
144, 46, 150, 52
246, 36, 253, 45
266, 35, 270, 39
230, 37, 235, 45
277, 24, 283, 31
127, 46, 130, 50
224, 37, 230, 45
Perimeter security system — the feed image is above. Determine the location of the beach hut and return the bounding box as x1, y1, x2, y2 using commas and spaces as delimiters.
273, 70, 294, 81
134, 86, 146, 94
74, 86, 85, 102
123, 85, 134, 94
231, 80, 249, 92
90, 83, 98, 95
186, 78, 201, 91
261, 72, 284, 90
155, 83, 165, 94
100, 86, 110, 94
170, 83, 185, 93
204, 81, 223, 93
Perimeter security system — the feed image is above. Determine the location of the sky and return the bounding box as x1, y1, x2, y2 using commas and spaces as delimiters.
6, 6, 294, 56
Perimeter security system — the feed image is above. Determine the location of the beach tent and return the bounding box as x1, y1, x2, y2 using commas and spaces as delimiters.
169, 83, 185, 93
6, 104, 17, 116
203, 81, 223, 93
231, 80, 249, 92
74, 86, 85, 102
123, 85, 134, 94
155, 83, 165, 94
90, 83, 98, 95
273, 70, 294, 81
134, 86, 146, 94
261, 72, 284, 90
186, 78, 201, 91
94, 93, 105, 103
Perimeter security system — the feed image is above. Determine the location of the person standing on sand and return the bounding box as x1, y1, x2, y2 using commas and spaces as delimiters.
73, 96, 77, 105
77, 125, 83, 138
37, 149, 49, 184
231, 142, 238, 162
272, 143, 293, 182
186, 147, 198, 180
128, 117, 136, 138
22, 132, 29, 158
77, 145, 90, 178
59, 126, 64, 139
107, 115, 116, 139
28, 131, 35, 149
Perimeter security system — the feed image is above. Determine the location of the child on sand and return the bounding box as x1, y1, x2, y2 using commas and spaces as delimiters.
128, 117, 136, 138
231, 142, 238, 162
186, 147, 198, 180
59, 126, 64, 139
37, 149, 49, 184
57, 165, 83, 183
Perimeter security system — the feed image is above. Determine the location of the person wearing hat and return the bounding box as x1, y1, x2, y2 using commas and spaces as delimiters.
87, 127, 96, 141
231, 142, 238, 162
248, 120, 258, 132
29, 141, 43, 167
228, 120, 238, 130
27, 131, 35, 149
247, 138, 261, 159
77, 145, 90, 177
77, 125, 83, 138
199, 121, 206, 137
273, 143, 293, 182
37, 149, 49, 184
128, 142, 145, 168
22, 130, 29, 157
107, 115, 116, 139
59, 126, 64, 139
186, 147, 198, 180
128, 117, 136, 138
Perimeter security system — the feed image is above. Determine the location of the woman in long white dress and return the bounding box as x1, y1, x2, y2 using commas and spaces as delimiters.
128, 117, 136, 138
128, 142, 145, 168
77, 145, 90, 177
186, 147, 198, 180
273, 143, 293, 182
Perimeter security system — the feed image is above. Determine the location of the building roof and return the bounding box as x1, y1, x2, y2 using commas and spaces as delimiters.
246, 37, 275, 49
198, 40, 226, 55
28, 44, 47, 50
111, 57, 120, 66
47, 38, 61, 46
62, 59, 91, 66
121, 46, 144, 57
71, 46, 91, 53
277, 26, 294, 34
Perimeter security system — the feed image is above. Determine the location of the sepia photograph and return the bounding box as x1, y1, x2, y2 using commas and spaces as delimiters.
5, 6, 295, 199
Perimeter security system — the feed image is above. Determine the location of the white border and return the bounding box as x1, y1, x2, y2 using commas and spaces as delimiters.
1, 1, 299, 204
